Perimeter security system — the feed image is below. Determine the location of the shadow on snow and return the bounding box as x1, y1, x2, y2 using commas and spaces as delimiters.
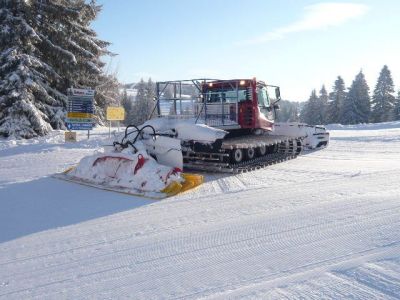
0, 177, 155, 243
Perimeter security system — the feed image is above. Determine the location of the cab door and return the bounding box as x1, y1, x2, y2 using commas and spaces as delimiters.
257, 87, 274, 121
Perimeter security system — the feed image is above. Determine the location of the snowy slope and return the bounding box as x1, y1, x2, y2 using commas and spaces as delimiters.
1, 124, 400, 299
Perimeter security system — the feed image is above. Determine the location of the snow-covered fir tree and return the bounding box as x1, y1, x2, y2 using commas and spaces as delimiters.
95, 72, 121, 119
317, 85, 329, 124
394, 91, 400, 121
371, 65, 396, 123
162, 84, 173, 100
276, 100, 300, 122
128, 78, 156, 125
342, 71, 370, 125
0, 0, 114, 138
146, 78, 156, 106
287, 102, 300, 122
326, 76, 346, 124
300, 87, 330, 125
121, 89, 135, 125
300, 89, 319, 125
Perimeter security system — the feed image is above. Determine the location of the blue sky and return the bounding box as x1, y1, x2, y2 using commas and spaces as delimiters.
93, 1, 400, 101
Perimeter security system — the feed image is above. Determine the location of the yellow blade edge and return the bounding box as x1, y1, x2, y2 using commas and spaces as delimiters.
62, 166, 76, 174
161, 181, 183, 196
161, 173, 204, 197
182, 173, 204, 186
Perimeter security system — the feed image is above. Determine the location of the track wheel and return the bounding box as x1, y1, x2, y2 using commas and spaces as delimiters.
231, 148, 243, 163
246, 147, 255, 160
296, 139, 303, 155
257, 145, 267, 156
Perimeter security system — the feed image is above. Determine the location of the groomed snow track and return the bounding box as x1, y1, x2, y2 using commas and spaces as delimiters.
1, 123, 400, 299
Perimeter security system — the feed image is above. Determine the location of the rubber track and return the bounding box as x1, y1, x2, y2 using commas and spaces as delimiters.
184, 149, 299, 174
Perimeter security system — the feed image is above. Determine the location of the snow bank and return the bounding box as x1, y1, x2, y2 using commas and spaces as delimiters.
327, 121, 400, 131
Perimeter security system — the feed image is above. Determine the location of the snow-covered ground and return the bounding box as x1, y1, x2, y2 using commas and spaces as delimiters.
1, 123, 400, 299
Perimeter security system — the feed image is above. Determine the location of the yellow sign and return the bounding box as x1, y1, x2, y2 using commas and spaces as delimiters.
64, 131, 77, 142
67, 112, 93, 118
107, 107, 125, 121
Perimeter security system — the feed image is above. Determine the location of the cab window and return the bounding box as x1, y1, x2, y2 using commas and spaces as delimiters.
257, 87, 270, 107
206, 89, 248, 103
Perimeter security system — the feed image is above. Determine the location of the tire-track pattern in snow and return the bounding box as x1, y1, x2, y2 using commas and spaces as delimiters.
1, 128, 400, 299
1, 168, 398, 269
1, 193, 400, 299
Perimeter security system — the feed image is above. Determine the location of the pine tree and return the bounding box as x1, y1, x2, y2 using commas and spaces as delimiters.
317, 85, 329, 124
289, 102, 300, 122
121, 89, 135, 125
130, 78, 156, 125
342, 71, 370, 125
96, 72, 121, 121
285, 102, 300, 122
300, 89, 319, 125
144, 78, 156, 120
0, 0, 114, 138
394, 91, 400, 121
371, 65, 396, 123
276, 100, 300, 122
162, 85, 173, 99
300, 87, 329, 125
326, 76, 346, 124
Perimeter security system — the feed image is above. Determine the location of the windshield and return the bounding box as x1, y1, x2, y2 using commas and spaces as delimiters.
257, 87, 270, 107
205, 88, 249, 103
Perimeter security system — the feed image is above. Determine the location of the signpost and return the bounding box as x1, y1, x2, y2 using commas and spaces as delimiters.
106, 106, 125, 137
66, 87, 94, 140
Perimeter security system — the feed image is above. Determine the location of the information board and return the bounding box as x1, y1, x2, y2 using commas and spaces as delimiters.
66, 88, 94, 130
106, 107, 125, 121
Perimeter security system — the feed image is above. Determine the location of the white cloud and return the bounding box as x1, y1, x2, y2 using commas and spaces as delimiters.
239, 2, 370, 45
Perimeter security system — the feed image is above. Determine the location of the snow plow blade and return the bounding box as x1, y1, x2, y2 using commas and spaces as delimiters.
182, 173, 204, 186
54, 167, 203, 200
53, 124, 206, 199
160, 173, 204, 196
161, 181, 183, 196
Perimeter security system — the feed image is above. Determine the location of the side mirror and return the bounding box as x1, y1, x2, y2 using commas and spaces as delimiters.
275, 87, 281, 100
273, 103, 280, 110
